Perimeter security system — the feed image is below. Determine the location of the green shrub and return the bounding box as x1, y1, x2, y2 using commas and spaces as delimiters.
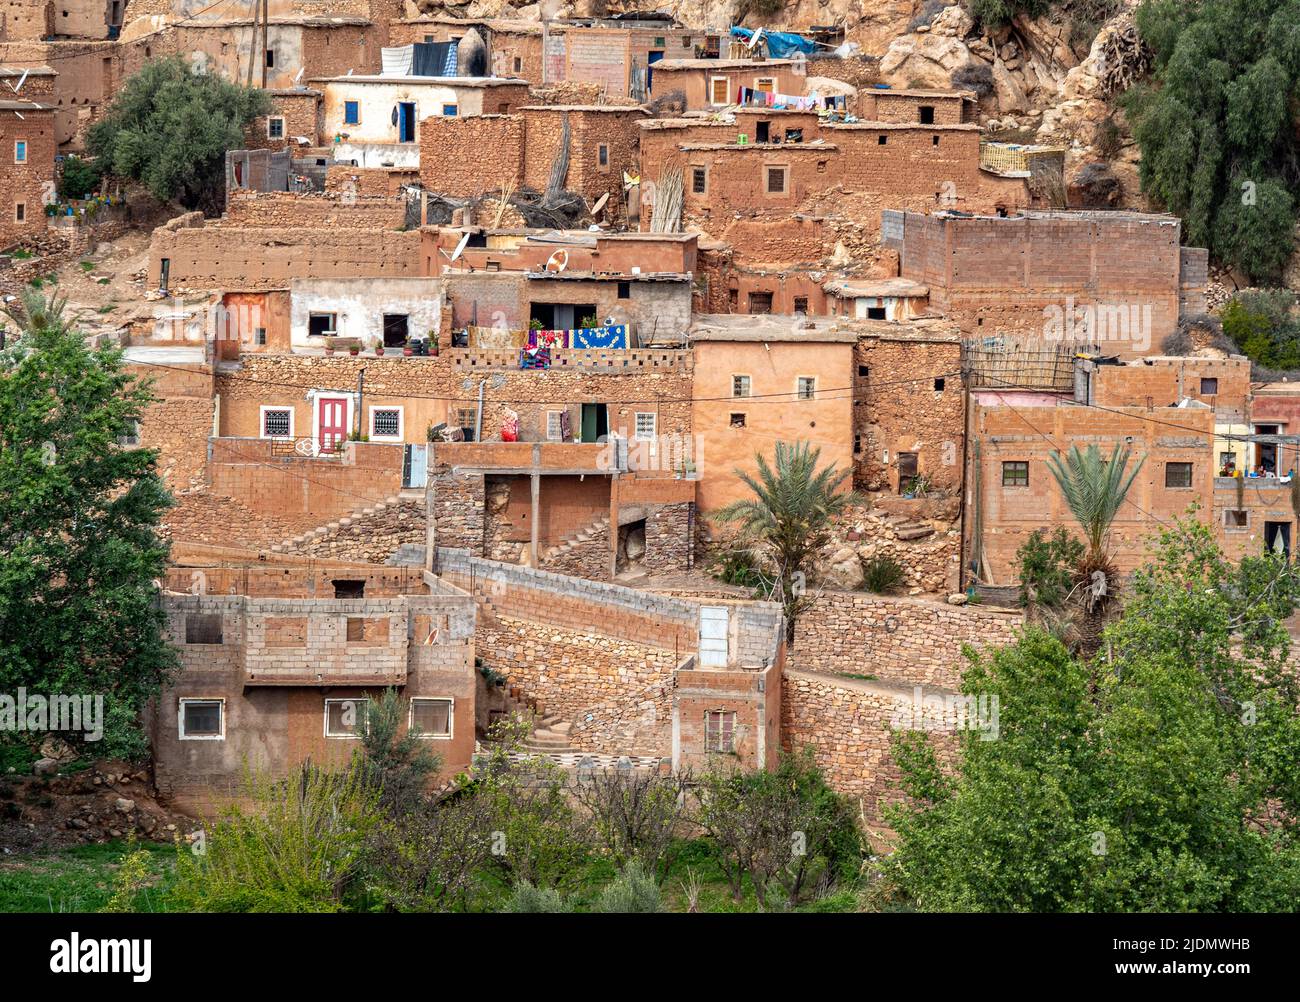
168, 764, 380, 913
592, 860, 663, 913
860, 555, 905, 594
59, 155, 103, 201
1016, 527, 1084, 608
503, 882, 571, 912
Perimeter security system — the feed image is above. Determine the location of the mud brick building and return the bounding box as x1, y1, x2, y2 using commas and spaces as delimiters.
244, 87, 324, 150
151, 556, 477, 814
387, 15, 544, 84
888, 209, 1210, 357
0, 67, 55, 247
649, 57, 809, 110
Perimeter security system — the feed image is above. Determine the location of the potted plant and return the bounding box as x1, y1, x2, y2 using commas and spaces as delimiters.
429, 329, 440, 357
324, 337, 336, 356
348, 342, 360, 357
375, 341, 385, 357
402, 337, 414, 357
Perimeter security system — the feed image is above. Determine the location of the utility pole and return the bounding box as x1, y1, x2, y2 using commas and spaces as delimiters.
245, 0, 256, 87
260, 0, 269, 89
356, 368, 366, 440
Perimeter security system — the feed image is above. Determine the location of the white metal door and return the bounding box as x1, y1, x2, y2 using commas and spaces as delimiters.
698, 606, 729, 667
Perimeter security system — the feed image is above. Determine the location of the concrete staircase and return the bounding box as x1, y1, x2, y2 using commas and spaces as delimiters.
271, 493, 406, 552
541, 514, 610, 563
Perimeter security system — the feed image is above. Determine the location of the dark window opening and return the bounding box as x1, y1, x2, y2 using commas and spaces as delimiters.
858, 364, 869, 377
793, 296, 808, 314
932, 135, 940, 146
185, 613, 223, 645
580, 403, 609, 443
866, 306, 886, 320
529, 302, 597, 330
333, 579, 365, 599
1225, 510, 1248, 528
1201, 377, 1219, 395
919, 105, 935, 124
692, 166, 706, 193
382, 313, 408, 348
748, 291, 773, 314
755, 120, 770, 143
308, 312, 336, 337
878, 135, 887, 145
730, 413, 746, 428
934, 377, 945, 391
265, 49, 275, 68
617, 281, 630, 299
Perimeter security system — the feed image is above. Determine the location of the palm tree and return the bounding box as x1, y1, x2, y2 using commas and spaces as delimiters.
1045, 442, 1144, 656
713, 441, 857, 644
2, 287, 70, 338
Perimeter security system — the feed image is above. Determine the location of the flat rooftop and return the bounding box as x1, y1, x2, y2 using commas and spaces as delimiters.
314, 75, 529, 86
689, 315, 856, 343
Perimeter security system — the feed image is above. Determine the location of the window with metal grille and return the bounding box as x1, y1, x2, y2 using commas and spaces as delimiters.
732, 375, 751, 398
634, 412, 656, 440
1165, 462, 1193, 488
765, 166, 787, 194
692, 166, 707, 193
185, 614, 223, 645
705, 710, 736, 753
371, 408, 401, 438
118, 420, 140, 447
268, 117, 284, 139
410, 698, 452, 737
1002, 461, 1029, 487
262, 409, 292, 438
797, 376, 816, 399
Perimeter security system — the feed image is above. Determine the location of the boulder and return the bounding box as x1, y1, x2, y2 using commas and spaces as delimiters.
879, 33, 974, 90
930, 5, 974, 37
32, 757, 59, 776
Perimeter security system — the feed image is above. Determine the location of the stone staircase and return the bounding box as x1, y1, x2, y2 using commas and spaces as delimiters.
271, 493, 407, 553
521, 713, 575, 754
541, 514, 610, 563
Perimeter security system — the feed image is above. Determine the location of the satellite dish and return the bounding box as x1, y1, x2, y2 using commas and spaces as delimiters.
7, 69, 29, 93
544, 249, 569, 273
449, 231, 471, 262
590, 191, 609, 216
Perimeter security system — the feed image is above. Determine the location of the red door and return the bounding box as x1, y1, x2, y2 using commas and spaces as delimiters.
318, 397, 348, 454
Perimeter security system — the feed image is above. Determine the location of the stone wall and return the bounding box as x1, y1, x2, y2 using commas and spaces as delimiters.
791, 591, 1022, 690
0, 107, 55, 249
782, 669, 959, 820
280, 498, 426, 563
419, 114, 524, 197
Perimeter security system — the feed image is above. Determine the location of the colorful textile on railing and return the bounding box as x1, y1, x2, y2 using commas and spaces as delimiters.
571, 325, 628, 349
467, 324, 528, 349
519, 347, 552, 370
528, 328, 568, 349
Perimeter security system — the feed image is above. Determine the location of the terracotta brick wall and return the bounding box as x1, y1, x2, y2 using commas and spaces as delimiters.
0, 107, 55, 248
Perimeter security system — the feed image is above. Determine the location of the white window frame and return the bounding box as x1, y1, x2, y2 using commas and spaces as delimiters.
409, 697, 454, 740
634, 412, 656, 440
732, 374, 751, 398
14, 140, 26, 164
118, 419, 141, 447
259, 405, 295, 440
709, 76, 730, 106
178, 697, 225, 741
754, 76, 776, 93
546, 409, 564, 441
324, 697, 370, 739
796, 375, 816, 399
267, 115, 285, 139
368, 405, 404, 442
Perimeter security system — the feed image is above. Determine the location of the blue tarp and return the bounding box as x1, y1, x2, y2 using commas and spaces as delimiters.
729, 27, 815, 59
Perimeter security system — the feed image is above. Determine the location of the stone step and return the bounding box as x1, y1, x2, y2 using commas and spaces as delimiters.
895, 525, 936, 541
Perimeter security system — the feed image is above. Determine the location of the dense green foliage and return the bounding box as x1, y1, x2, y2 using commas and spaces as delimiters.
87, 57, 270, 213
0, 291, 175, 759
861, 555, 906, 594
1045, 442, 1144, 576
1127, 0, 1300, 281
58, 155, 104, 202
887, 519, 1300, 910
1016, 528, 1086, 608
1220, 288, 1300, 371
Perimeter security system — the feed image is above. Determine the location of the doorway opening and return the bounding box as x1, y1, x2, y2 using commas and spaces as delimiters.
382, 313, 408, 348
580, 403, 609, 443
530, 302, 598, 330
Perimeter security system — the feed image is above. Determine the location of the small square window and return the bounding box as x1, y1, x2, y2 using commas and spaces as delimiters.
765, 166, 788, 194
858, 364, 869, 377
344, 101, 360, 125
797, 376, 816, 399
325, 698, 369, 738
410, 698, 453, 738
878, 135, 887, 146
617, 281, 630, 299
934, 377, 945, 391
634, 412, 656, 440
755, 77, 775, 93
705, 709, 736, 753
443, 104, 458, 116
919, 105, 935, 124
1001, 461, 1029, 487
185, 613, 223, 645
1201, 377, 1219, 395
793, 296, 808, 315
1224, 509, 1248, 529
179, 699, 224, 740
732, 374, 751, 398
710, 77, 729, 105
1165, 462, 1193, 488
261, 407, 293, 439
730, 413, 746, 428
118, 419, 140, 447
692, 166, 707, 194
371, 407, 402, 439
267, 116, 284, 139
932, 135, 940, 146
254, 327, 267, 346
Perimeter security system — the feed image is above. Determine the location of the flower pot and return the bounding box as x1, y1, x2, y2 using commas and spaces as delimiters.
375, 346, 384, 356
403, 346, 414, 357
349, 348, 359, 357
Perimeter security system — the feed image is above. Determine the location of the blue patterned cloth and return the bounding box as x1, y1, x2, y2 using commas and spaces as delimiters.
571, 325, 628, 349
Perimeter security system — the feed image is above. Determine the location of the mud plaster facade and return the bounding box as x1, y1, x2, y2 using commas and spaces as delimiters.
0, 98, 54, 247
